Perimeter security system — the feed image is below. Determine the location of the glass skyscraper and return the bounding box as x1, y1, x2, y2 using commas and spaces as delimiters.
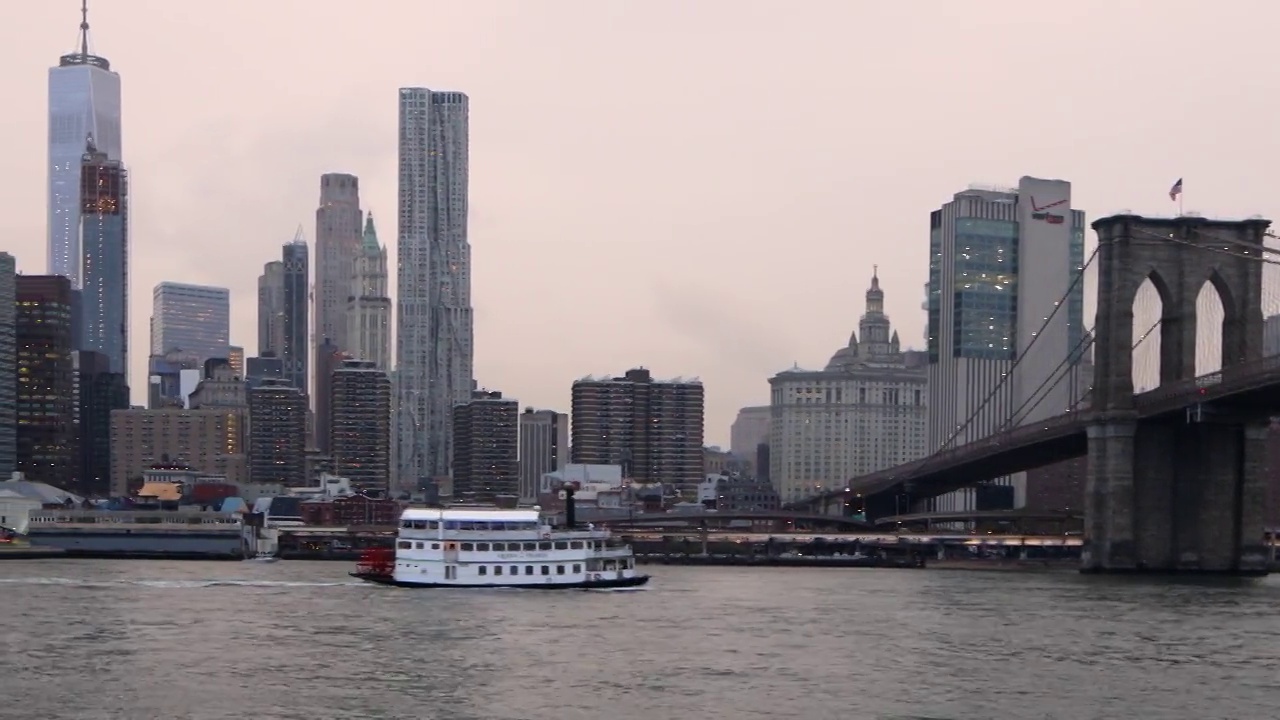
0, 253, 15, 478
48, 5, 121, 288
281, 238, 310, 395
80, 140, 128, 374
149, 282, 230, 367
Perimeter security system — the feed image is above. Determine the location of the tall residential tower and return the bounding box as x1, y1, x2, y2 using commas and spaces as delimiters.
48, 1, 122, 287
396, 87, 474, 482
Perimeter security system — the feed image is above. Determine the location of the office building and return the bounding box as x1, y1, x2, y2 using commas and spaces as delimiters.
452, 390, 518, 504
109, 407, 248, 496
149, 282, 229, 367
396, 87, 474, 483
571, 368, 705, 496
48, 2, 122, 288
227, 345, 244, 379
348, 213, 391, 370
16, 276, 76, 489
768, 271, 928, 503
281, 237, 309, 395
313, 338, 346, 453
245, 354, 284, 390
73, 350, 127, 496
518, 408, 568, 503
257, 260, 285, 358
926, 177, 1088, 511
0, 254, 14, 478
78, 138, 128, 374
330, 359, 392, 495
315, 173, 362, 358
729, 406, 770, 462
147, 348, 200, 409
248, 378, 307, 486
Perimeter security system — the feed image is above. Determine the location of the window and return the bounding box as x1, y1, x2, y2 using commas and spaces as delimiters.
427, 521, 439, 530
494, 566, 503, 576
554, 541, 568, 550
478, 566, 487, 576
570, 541, 584, 550
523, 542, 537, 551
415, 542, 424, 549
525, 565, 534, 575
540, 565, 550, 575
556, 565, 565, 575
460, 543, 474, 551
431, 543, 440, 549
476, 543, 490, 551
491, 542, 505, 551
397, 541, 411, 549
510, 565, 519, 575
538, 542, 552, 551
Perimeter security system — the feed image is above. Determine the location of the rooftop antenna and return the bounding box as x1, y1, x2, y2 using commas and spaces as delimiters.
79, 0, 90, 57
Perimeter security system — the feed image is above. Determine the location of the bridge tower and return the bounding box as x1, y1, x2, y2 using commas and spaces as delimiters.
1087, 214, 1271, 573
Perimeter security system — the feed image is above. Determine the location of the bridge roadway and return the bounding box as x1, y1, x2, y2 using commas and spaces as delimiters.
793, 353, 1280, 513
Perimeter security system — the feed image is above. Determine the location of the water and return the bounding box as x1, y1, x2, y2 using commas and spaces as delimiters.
1, 560, 1278, 719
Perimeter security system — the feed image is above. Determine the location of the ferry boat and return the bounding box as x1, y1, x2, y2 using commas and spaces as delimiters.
350, 494, 649, 590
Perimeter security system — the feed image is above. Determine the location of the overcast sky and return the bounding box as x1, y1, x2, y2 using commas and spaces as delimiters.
1, 0, 1277, 446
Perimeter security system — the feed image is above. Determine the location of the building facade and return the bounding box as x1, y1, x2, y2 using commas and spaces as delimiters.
396, 87, 474, 484
768, 272, 928, 503
348, 213, 391, 371
248, 378, 307, 486
926, 178, 1088, 512
315, 173, 362, 360
518, 408, 569, 502
729, 405, 770, 463
109, 407, 248, 496
312, 339, 347, 454
257, 260, 285, 358
146, 348, 200, 409
452, 390, 518, 504
227, 345, 244, 379
16, 276, 76, 489
149, 282, 229, 367
281, 237, 310, 395
571, 368, 705, 496
73, 350, 128, 496
245, 354, 284, 390
48, 6, 122, 288
330, 360, 392, 495
79, 138, 128, 374
0, 254, 14, 478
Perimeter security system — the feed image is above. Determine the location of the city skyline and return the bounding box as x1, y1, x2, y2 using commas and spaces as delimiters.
2, 1, 1275, 446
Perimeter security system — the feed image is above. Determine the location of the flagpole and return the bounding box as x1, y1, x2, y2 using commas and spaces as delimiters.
1178, 188, 1184, 217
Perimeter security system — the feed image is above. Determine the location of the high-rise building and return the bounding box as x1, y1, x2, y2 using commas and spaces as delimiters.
315, 173, 362, 358
248, 378, 307, 486
281, 236, 310, 396
227, 345, 245, 379
73, 349, 127, 496
570, 368, 705, 496
330, 359, 392, 495
312, 338, 346, 453
257, 260, 285, 358
48, 2, 122, 288
0, 254, 15, 478
245, 354, 284, 390
926, 177, 1088, 512
396, 87, 474, 484
147, 348, 200, 409
149, 282, 229, 367
767, 272, 928, 503
78, 137, 128, 374
109, 407, 248, 496
348, 213, 391, 371
729, 406, 770, 461
452, 390, 518, 504
518, 408, 569, 503
16, 276, 76, 489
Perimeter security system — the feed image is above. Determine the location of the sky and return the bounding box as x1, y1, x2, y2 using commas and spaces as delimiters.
1, 0, 1278, 447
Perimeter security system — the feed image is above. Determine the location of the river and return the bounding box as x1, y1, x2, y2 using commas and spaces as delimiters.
1, 560, 1277, 719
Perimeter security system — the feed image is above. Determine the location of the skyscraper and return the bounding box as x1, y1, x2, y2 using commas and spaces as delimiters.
149, 282, 228, 368
73, 349, 128, 496
348, 213, 391, 371
396, 87, 474, 482
16, 276, 76, 489
48, 1, 122, 288
0, 254, 15, 478
518, 408, 569, 503
78, 137, 128, 374
281, 234, 310, 395
248, 379, 307, 486
315, 173, 362, 358
313, 338, 345, 453
257, 260, 285, 358
452, 390, 518, 504
926, 177, 1087, 512
330, 359, 392, 495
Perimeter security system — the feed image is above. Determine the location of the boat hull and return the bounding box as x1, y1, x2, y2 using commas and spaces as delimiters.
350, 572, 650, 590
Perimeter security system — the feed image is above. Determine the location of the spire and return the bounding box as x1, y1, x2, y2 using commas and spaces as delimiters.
362, 212, 380, 251
59, 0, 110, 70
79, 0, 90, 58
292, 224, 306, 244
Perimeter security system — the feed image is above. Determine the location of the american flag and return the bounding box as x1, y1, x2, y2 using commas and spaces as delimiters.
1169, 178, 1183, 201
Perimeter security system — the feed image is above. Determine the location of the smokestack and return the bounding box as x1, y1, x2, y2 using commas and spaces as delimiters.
564, 485, 576, 529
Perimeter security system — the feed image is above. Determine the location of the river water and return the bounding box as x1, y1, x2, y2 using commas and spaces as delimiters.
1, 560, 1277, 719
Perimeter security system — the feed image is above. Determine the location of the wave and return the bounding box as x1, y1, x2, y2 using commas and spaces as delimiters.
0, 577, 365, 589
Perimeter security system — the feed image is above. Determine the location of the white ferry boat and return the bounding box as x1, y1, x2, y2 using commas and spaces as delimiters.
350, 504, 649, 590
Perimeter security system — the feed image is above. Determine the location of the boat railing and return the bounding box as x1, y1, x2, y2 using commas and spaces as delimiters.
28, 510, 243, 526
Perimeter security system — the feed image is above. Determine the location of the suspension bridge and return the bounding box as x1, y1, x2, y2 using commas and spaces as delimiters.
789, 212, 1280, 574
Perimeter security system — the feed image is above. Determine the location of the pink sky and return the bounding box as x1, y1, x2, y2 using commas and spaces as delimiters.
0, 0, 1276, 446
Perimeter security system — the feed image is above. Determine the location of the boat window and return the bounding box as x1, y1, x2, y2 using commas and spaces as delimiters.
494, 566, 503, 575
570, 541, 584, 550
401, 520, 412, 529
456, 522, 472, 531
572, 564, 581, 573
460, 543, 474, 551
623, 559, 632, 569
476, 543, 490, 551
431, 543, 440, 550
556, 565, 565, 575
415, 542, 424, 549
478, 566, 487, 576
525, 565, 534, 575
397, 541, 412, 549
489, 542, 503, 551
522, 542, 537, 551
444, 521, 459, 530
411, 521, 426, 529
427, 521, 439, 530
510, 565, 519, 575
554, 541, 568, 550
540, 565, 550, 575
538, 542, 552, 551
